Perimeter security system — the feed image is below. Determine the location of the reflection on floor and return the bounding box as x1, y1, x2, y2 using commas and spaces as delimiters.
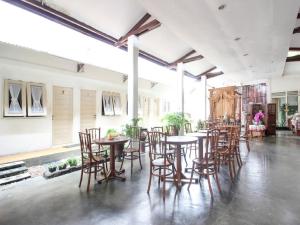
1, 134, 300, 225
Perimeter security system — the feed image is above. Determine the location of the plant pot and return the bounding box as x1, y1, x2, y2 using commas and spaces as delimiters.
48, 167, 57, 173
58, 164, 67, 170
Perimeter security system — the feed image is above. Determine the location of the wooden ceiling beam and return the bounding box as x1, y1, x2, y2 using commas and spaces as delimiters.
115, 17, 161, 47
182, 55, 204, 64
169, 50, 196, 68
198, 66, 217, 76
286, 54, 300, 62
206, 71, 224, 78
293, 27, 300, 34
289, 47, 300, 51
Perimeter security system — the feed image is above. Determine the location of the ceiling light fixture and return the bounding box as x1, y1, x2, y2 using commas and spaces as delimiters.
234, 37, 241, 41
243, 53, 248, 56
218, 4, 226, 10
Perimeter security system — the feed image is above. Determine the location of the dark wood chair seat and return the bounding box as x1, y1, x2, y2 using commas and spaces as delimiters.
152, 157, 175, 167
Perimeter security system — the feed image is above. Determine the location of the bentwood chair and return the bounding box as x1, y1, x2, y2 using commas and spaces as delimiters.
147, 131, 177, 200
216, 127, 238, 182
120, 126, 143, 174
151, 126, 164, 132
184, 122, 197, 158
86, 128, 109, 169
240, 120, 250, 152
188, 129, 222, 198
79, 132, 107, 192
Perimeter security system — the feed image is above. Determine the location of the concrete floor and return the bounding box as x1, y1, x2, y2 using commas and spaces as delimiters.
1, 135, 300, 225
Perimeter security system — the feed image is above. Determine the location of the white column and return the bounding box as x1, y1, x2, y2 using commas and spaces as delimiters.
202, 75, 208, 120
127, 35, 139, 120
177, 62, 184, 114
266, 79, 272, 103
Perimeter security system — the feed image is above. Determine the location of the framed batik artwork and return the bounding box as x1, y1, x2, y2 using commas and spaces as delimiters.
3, 79, 26, 117
27, 82, 47, 116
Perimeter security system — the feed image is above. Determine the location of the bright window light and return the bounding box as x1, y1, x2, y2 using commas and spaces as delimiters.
0, 1, 177, 85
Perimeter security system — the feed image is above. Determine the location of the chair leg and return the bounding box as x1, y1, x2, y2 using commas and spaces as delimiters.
183, 149, 188, 167
246, 139, 250, 152
87, 167, 92, 192
94, 165, 97, 179
228, 160, 234, 183
120, 152, 125, 171
232, 157, 236, 177
158, 168, 161, 187
214, 167, 222, 194
102, 162, 107, 181
130, 153, 133, 175
188, 162, 195, 190
79, 167, 83, 188
147, 166, 153, 193
163, 164, 166, 201
207, 173, 213, 198
138, 151, 142, 170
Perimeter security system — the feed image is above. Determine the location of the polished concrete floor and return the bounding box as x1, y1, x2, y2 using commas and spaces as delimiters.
1, 134, 300, 225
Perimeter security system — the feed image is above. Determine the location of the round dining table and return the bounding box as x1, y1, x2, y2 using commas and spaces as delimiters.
186, 132, 211, 160
161, 136, 198, 187
95, 136, 129, 182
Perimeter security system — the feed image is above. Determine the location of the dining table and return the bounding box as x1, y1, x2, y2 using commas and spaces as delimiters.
161, 136, 198, 187
95, 136, 129, 182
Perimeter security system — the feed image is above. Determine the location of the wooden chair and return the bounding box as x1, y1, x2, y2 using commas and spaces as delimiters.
216, 127, 238, 182
120, 126, 143, 174
151, 126, 164, 132
86, 128, 109, 169
166, 125, 178, 136
240, 121, 250, 152
184, 123, 193, 133
147, 131, 177, 200
184, 123, 197, 158
78, 132, 107, 192
188, 129, 221, 197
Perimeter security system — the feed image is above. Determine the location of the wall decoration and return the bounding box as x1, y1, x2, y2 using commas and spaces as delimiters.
102, 91, 114, 116
27, 82, 47, 116
3, 79, 26, 117
112, 92, 122, 115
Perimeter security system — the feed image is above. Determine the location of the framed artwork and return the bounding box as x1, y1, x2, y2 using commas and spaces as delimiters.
27, 82, 47, 116
3, 79, 26, 117
102, 91, 114, 116
112, 92, 122, 115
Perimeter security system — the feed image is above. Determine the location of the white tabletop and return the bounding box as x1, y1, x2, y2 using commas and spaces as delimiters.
161, 136, 198, 145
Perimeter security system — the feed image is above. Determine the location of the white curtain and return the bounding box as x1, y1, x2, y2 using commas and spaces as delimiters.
103, 92, 114, 116
9, 83, 22, 113
31, 85, 43, 113
112, 94, 122, 115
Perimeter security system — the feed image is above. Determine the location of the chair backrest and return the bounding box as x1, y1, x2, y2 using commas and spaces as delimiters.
147, 131, 166, 157
151, 126, 164, 132
184, 123, 192, 133
86, 128, 101, 141
79, 132, 93, 163
227, 126, 239, 152
166, 125, 178, 136
205, 129, 220, 155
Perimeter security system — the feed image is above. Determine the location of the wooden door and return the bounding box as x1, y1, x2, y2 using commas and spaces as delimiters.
266, 103, 276, 135
52, 86, 73, 145
80, 89, 96, 131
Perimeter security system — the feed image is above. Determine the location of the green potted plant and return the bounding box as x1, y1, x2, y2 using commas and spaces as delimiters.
67, 158, 78, 167
162, 112, 189, 135
58, 162, 67, 170
48, 164, 57, 173
122, 117, 143, 138
106, 128, 118, 140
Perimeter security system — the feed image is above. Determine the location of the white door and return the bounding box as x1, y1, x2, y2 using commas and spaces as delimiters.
80, 89, 96, 131
52, 86, 73, 145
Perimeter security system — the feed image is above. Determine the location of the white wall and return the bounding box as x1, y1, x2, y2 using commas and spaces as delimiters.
271, 75, 300, 93
0, 43, 174, 156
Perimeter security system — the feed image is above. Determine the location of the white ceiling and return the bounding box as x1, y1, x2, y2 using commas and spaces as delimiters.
137, 0, 300, 82
43, 0, 219, 76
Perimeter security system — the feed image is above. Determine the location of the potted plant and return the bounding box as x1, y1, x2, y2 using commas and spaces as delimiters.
122, 118, 143, 138
48, 164, 57, 173
58, 162, 67, 170
67, 158, 78, 167
106, 128, 118, 140
162, 112, 189, 135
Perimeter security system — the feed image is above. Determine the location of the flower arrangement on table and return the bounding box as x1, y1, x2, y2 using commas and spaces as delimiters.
253, 110, 264, 125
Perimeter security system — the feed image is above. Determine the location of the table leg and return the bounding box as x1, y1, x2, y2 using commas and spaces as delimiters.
98, 144, 125, 182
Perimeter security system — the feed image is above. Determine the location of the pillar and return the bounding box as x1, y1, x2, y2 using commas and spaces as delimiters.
127, 35, 139, 121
